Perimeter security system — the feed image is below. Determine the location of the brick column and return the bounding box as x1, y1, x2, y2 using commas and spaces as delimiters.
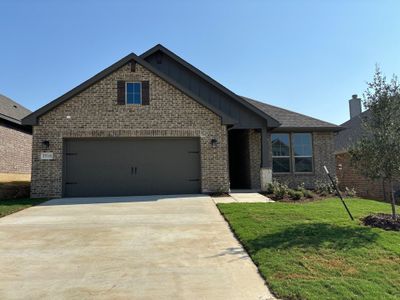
260, 128, 272, 191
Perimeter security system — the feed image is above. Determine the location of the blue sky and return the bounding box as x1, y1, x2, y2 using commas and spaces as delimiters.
1, 0, 399, 125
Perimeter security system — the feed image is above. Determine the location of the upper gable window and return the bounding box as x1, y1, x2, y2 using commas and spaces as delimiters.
126, 82, 142, 104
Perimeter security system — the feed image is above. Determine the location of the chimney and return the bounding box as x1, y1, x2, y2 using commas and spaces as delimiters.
349, 94, 362, 119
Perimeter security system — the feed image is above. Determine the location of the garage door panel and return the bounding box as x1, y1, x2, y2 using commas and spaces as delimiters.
64, 138, 200, 197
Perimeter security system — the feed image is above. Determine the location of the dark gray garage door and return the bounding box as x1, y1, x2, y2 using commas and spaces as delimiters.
64, 138, 201, 197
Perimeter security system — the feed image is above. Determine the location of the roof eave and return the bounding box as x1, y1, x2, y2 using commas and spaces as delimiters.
0, 113, 23, 125
270, 126, 343, 132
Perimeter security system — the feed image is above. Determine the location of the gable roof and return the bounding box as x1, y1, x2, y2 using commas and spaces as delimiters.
334, 110, 369, 153
242, 96, 342, 131
140, 44, 281, 127
22, 44, 340, 132
22, 52, 236, 125
0, 94, 31, 125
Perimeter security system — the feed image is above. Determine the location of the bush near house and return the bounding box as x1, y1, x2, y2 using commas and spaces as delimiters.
0, 181, 30, 200
264, 179, 358, 202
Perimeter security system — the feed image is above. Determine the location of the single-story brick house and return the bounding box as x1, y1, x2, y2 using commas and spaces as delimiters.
22, 44, 340, 198
335, 95, 399, 200
0, 94, 32, 180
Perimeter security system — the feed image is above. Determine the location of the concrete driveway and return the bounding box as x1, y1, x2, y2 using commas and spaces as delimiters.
0, 195, 274, 300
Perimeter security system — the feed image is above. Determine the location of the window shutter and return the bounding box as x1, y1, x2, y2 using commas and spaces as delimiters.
141, 81, 150, 105
117, 81, 125, 105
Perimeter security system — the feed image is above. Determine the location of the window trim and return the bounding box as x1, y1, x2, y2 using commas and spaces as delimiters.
271, 132, 314, 174
271, 133, 292, 174
291, 133, 314, 174
125, 82, 142, 105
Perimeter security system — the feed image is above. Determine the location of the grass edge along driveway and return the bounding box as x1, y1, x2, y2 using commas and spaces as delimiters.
0, 198, 47, 218
218, 198, 400, 300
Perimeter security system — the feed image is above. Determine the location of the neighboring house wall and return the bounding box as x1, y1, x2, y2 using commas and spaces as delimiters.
31, 63, 230, 198
0, 121, 32, 174
336, 152, 394, 200
272, 132, 336, 188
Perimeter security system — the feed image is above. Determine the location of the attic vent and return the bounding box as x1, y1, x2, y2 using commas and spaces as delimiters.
13, 105, 17, 108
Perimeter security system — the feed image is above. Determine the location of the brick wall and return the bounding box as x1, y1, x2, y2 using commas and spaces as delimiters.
248, 129, 261, 189
0, 122, 32, 174
336, 152, 394, 200
272, 132, 336, 189
31, 63, 229, 198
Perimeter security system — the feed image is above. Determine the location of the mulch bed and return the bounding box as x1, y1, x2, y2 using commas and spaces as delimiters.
362, 214, 400, 231
0, 181, 30, 200
262, 193, 333, 203
209, 192, 230, 197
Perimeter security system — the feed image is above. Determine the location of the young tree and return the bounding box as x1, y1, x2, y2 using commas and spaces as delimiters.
350, 67, 400, 220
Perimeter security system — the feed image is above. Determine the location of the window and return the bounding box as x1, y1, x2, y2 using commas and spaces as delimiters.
126, 82, 142, 104
292, 133, 313, 172
271, 133, 313, 173
272, 133, 291, 173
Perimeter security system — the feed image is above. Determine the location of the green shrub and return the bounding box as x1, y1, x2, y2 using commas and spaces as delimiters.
314, 179, 335, 195
302, 189, 315, 199
267, 180, 289, 199
288, 189, 303, 200
266, 182, 275, 194
344, 187, 357, 198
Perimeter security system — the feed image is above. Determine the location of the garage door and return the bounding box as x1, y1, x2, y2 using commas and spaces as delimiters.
63, 138, 201, 197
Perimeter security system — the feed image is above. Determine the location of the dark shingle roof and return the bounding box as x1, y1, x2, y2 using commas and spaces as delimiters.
334, 110, 369, 153
0, 94, 31, 124
242, 96, 341, 131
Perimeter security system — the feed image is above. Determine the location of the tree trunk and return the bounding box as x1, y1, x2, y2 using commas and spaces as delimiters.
390, 180, 397, 220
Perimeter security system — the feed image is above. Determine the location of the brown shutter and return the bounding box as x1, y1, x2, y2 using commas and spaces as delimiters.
141, 81, 150, 105
117, 81, 125, 105
130, 60, 136, 72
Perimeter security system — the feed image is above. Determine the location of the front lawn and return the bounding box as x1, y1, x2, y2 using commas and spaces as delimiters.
218, 198, 400, 300
0, 198, 47, 218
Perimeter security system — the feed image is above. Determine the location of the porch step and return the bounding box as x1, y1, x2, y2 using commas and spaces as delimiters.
213, 192, 274, 204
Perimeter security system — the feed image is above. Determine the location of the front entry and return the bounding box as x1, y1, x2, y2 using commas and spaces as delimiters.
228, 130, 251, 189
63, 138, 201, 197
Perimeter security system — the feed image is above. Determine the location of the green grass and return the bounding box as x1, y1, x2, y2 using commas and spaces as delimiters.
0, 198, 47, 218
218, 198, 400, 300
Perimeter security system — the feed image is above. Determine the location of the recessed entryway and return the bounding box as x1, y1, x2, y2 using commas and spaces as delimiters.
228, 129, 252, 189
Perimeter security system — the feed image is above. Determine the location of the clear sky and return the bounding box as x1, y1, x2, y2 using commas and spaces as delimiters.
1, 0, 399, 125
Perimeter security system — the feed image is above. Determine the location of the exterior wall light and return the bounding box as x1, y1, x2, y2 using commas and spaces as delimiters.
211, 138, 218, 148
42, 140, 50, 149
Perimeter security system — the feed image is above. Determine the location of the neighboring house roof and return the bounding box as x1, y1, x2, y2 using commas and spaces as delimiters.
242, 96, 341, 131
334, 110, 369, 154
0, 94, 31, 125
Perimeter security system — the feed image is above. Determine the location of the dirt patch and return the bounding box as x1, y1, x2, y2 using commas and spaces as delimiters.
362, 214, 400, 231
